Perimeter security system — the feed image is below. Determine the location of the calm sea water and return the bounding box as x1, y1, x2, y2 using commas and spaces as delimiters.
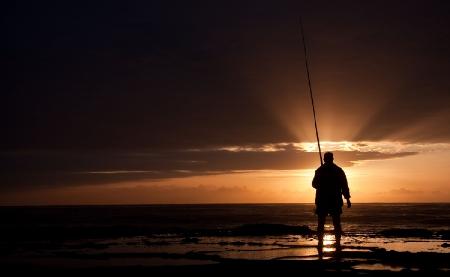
1, 204, 450, 269
2, 203, 449, 236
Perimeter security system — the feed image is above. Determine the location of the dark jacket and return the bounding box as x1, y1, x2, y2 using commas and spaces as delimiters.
312, 162, 350, 215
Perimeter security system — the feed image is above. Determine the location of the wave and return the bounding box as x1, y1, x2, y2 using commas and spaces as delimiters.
230, 224, 313, 236
3, 223, 449, 241
378, 228, 433, 238
437, 230, 450, 240
176, 224, 314, 237
1, 223, 314, 241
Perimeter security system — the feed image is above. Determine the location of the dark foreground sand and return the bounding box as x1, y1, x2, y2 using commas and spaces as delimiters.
5, 257, 450, 276
2, 223, 449, 275
3, 243, 450, 276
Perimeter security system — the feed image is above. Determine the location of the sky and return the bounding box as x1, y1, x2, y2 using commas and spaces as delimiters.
2, 0, 450, 204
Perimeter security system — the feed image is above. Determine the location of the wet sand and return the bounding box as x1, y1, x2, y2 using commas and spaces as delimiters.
2, 230, 450, 275
4, 252, 450, 276
2, 205, 449, 275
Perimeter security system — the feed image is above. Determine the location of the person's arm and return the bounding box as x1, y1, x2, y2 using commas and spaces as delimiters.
341, 169, 351, 208
312, 169, 319, 189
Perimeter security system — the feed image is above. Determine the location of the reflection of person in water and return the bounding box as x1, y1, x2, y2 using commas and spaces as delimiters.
312, 152, 351, 249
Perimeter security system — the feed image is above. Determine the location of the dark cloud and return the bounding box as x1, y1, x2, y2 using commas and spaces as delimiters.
2, 1, 450, 152
0, 146, 415, 191
1, 1, 449, 196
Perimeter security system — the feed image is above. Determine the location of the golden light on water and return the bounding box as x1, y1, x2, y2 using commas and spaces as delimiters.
322, 234, 335, 253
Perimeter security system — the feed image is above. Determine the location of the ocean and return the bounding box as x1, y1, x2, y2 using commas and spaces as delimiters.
2, 203, 449, 234
1, 204, 450, 271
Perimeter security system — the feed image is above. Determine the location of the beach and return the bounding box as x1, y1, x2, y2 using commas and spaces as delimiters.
1, 204, 449, 275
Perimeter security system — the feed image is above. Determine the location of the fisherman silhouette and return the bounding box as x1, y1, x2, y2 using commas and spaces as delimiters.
312, 152, 351, 250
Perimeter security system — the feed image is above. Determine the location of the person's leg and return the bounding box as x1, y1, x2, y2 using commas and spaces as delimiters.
317, 213, 326, 247
331, 214, 342, 247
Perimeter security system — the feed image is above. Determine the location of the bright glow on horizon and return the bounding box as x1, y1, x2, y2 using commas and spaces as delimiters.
1, 140, 449, 205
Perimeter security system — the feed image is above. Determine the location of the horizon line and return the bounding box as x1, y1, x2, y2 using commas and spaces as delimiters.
1, 202, 449, 208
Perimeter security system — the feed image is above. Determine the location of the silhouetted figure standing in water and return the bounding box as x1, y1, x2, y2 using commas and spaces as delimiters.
312, 152, 351, 250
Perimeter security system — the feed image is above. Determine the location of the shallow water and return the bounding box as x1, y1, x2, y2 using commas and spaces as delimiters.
1, 204, 450, 271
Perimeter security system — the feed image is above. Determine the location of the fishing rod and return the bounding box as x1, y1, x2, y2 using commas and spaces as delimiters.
299, 16, 323, 166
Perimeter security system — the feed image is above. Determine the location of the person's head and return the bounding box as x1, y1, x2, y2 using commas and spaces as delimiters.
324, 152, 334, 164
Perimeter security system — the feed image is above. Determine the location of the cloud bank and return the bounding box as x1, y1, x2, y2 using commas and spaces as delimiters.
0, 142, 419, 191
